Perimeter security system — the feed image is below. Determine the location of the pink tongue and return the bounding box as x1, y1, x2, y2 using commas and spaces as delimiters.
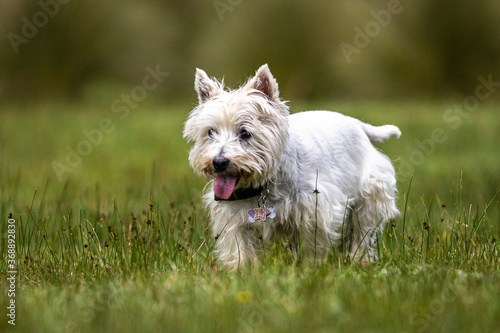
214, 174, 238, 200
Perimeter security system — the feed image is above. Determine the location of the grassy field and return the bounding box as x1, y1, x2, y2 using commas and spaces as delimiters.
1, 99, 499, 333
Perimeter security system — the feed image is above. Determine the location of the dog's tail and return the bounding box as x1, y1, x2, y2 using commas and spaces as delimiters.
360, 122, 401, 143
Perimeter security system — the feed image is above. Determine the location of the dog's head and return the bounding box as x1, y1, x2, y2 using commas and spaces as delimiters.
183, 64, 289, 199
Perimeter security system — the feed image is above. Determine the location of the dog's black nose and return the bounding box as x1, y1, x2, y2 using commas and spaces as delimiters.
212, 156, 230, 172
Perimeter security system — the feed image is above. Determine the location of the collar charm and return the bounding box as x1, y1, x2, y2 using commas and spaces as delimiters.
247, 182, 275, 223
248, 204, 275, 223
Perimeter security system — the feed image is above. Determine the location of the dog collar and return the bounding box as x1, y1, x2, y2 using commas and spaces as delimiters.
214, 182, 276, 223
214, 186, 263, 201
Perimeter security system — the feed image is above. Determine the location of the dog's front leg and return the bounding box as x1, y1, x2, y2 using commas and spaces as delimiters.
214, 224, 261, 269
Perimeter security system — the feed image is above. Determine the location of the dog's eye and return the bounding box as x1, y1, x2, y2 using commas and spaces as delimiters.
208, 128, 216, 138
239, 129, 252, 141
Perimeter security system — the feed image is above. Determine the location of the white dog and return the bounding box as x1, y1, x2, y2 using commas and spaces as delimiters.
184, 64, 400, 268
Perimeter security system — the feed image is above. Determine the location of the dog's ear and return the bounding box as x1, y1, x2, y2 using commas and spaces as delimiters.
195, 68, 222, 104
246, 64, 279, 101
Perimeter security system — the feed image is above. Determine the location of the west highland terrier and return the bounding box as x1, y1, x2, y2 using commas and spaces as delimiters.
184, 64, 400, 268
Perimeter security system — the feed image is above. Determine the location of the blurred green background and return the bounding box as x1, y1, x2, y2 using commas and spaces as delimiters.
1, 0, 500, 102
1, 0, 499, 211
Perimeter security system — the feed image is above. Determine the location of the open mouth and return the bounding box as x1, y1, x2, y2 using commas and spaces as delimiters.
214, 173, 240, 200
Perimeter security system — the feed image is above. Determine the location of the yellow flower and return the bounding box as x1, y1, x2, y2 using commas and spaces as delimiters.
237, 291, 252, 303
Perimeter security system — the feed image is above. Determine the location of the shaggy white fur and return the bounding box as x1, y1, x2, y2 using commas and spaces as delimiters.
184, 64, 401, 268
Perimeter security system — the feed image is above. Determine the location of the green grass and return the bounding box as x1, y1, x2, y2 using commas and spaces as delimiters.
1, 100, 499, 333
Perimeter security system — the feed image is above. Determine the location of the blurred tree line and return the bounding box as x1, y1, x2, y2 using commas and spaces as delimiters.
1, 0, 499, 103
